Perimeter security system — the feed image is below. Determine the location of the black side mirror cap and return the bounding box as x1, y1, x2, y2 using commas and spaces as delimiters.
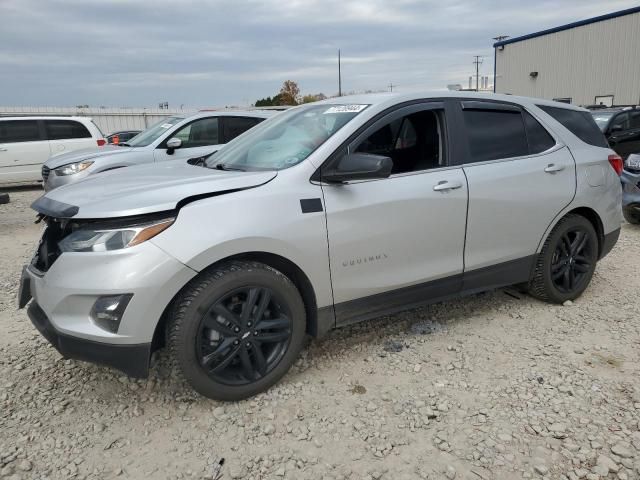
322, 153, 393, 183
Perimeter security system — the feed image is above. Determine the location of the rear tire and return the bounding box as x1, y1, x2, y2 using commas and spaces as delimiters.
623, 209, 640, 225
168, 261, 306, 401
528, 214, 598, 304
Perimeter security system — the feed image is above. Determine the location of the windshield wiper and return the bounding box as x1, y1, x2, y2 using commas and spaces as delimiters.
214, 163, 245, 172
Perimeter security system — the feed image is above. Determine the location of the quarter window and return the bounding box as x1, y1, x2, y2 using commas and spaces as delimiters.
45, 120, 91, 140
523, 111, 555, 154
537, 105, 608, 148
223, 117, 262, 143
355, 109, 443, 174
0, 120, 41, 143
463, 109, 529, 162
172, 118, 219, 147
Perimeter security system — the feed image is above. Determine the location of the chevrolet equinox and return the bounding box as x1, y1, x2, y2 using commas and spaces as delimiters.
19, 93, 622, 400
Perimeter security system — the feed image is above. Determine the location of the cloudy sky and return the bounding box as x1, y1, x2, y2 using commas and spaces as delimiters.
0, 0, 636, 108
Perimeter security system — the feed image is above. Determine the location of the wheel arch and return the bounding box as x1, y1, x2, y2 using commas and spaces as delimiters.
538, 206, 605, 258
151, 251, 325, 353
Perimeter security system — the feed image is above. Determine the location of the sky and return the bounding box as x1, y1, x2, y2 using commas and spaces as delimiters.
0, 0, 637, 108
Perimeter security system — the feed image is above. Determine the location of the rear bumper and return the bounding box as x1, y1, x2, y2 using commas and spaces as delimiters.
600, 227, 620, 260
27, 302, 151, 378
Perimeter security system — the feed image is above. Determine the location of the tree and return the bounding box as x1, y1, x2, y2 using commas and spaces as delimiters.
278, 80, 300, 106
301, 93, 327, 104
254, 96, 273, 107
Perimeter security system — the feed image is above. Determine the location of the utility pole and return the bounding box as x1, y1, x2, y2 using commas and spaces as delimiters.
472, 56, 484, 91
388, 83, 396, 92
338, 49, 342, 97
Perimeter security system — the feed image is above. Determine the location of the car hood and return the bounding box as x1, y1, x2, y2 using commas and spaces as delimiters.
32, 162, 277, 219
45, 146, 141, 169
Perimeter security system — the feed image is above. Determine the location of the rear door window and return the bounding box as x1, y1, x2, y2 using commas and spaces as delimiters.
0, 120, 41, 143
537, 105, 608, 148
462, 108, 529, 162
222, 117, 263, 143
45, 120, 92, 140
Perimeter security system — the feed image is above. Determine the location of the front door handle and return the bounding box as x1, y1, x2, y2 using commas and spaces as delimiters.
433, 180, 463, 192
0, 147, 7, 152
544, 163, 565, 173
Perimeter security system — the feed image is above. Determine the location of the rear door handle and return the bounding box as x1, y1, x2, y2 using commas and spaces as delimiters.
544, 164, 565, 173
433, 180, 463, 192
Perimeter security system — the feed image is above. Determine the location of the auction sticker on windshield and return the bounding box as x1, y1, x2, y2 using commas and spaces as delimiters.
324, 105, 368, 114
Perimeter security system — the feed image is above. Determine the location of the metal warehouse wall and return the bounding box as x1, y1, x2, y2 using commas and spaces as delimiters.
495, 11, 640, 106
0, 106, 196, 134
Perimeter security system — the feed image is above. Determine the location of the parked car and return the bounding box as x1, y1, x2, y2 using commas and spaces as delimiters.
41, 111, 273, 191
622, 153, 640, 224
20, 93, 622, 400
590, 106, 640, 159
0, 117, 105, 185
106, 130, 141, 145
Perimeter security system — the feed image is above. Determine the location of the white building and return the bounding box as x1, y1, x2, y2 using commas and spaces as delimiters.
494, 6, 640, 107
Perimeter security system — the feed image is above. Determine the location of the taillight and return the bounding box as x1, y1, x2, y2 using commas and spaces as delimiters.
608, 154, 623, 176
97, 139, 106, 147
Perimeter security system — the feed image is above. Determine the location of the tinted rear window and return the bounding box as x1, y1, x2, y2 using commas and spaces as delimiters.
463, 109, 529, 162
45, 120, 92, 140
537, 105, 608, 148
523, 111, 555, 154
0, 120, 41, 143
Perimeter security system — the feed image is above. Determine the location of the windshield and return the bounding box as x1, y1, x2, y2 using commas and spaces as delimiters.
590, 111, 615, 131
127, 116, 184, 147
205, 104, 369, 170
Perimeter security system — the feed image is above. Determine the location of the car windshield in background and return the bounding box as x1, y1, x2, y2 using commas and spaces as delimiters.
205, 104, 369, 171
591, 111, 615, 131
127, 116, 184, 147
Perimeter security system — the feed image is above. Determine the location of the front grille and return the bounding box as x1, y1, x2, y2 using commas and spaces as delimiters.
42, 165, 50, 182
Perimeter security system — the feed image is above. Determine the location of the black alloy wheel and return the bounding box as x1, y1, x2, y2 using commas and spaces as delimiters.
169, 261, 306, 401
550, 228, 595, 294
197, 286, 292, 385
528, 214, 598, 304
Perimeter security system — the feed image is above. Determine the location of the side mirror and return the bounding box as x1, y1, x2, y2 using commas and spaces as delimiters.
609, 124, 624, 133
166, 137, 182, 154
322, 153, 393, 183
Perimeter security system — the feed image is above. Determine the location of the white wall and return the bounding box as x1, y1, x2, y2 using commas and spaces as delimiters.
495, 11, 640, 106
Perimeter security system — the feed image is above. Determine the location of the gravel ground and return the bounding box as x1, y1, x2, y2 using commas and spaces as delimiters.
1, 187, 640, 480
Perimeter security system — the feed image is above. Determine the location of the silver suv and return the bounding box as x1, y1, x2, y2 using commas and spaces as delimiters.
42, 111, 273, 191
19, 93, 622, 401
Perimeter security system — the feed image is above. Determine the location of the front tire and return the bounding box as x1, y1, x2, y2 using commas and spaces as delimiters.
168, 261, 306, 401
528, 214, 598, 304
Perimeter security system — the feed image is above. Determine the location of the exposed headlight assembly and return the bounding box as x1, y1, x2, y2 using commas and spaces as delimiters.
59, 218, 174, 252
54, 161, 94, 176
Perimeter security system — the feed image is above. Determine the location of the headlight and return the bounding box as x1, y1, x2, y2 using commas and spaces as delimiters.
59, 218, 174, 252
54, 161, 94, 176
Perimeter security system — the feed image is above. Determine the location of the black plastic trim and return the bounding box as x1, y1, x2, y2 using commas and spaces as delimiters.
31, 196, 79, 218
599, 228, 620, 260
315, 305, 335, 337
462, 255, 535, 292
335, 274, 462, 327
331, 255, 537, 329
300, 198, 323, 213
27, 302, 151, 378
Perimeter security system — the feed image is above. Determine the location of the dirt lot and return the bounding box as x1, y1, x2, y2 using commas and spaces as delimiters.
1, 186, 640, 480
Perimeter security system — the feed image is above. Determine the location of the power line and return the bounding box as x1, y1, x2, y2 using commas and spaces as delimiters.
472, 55, 485, 92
